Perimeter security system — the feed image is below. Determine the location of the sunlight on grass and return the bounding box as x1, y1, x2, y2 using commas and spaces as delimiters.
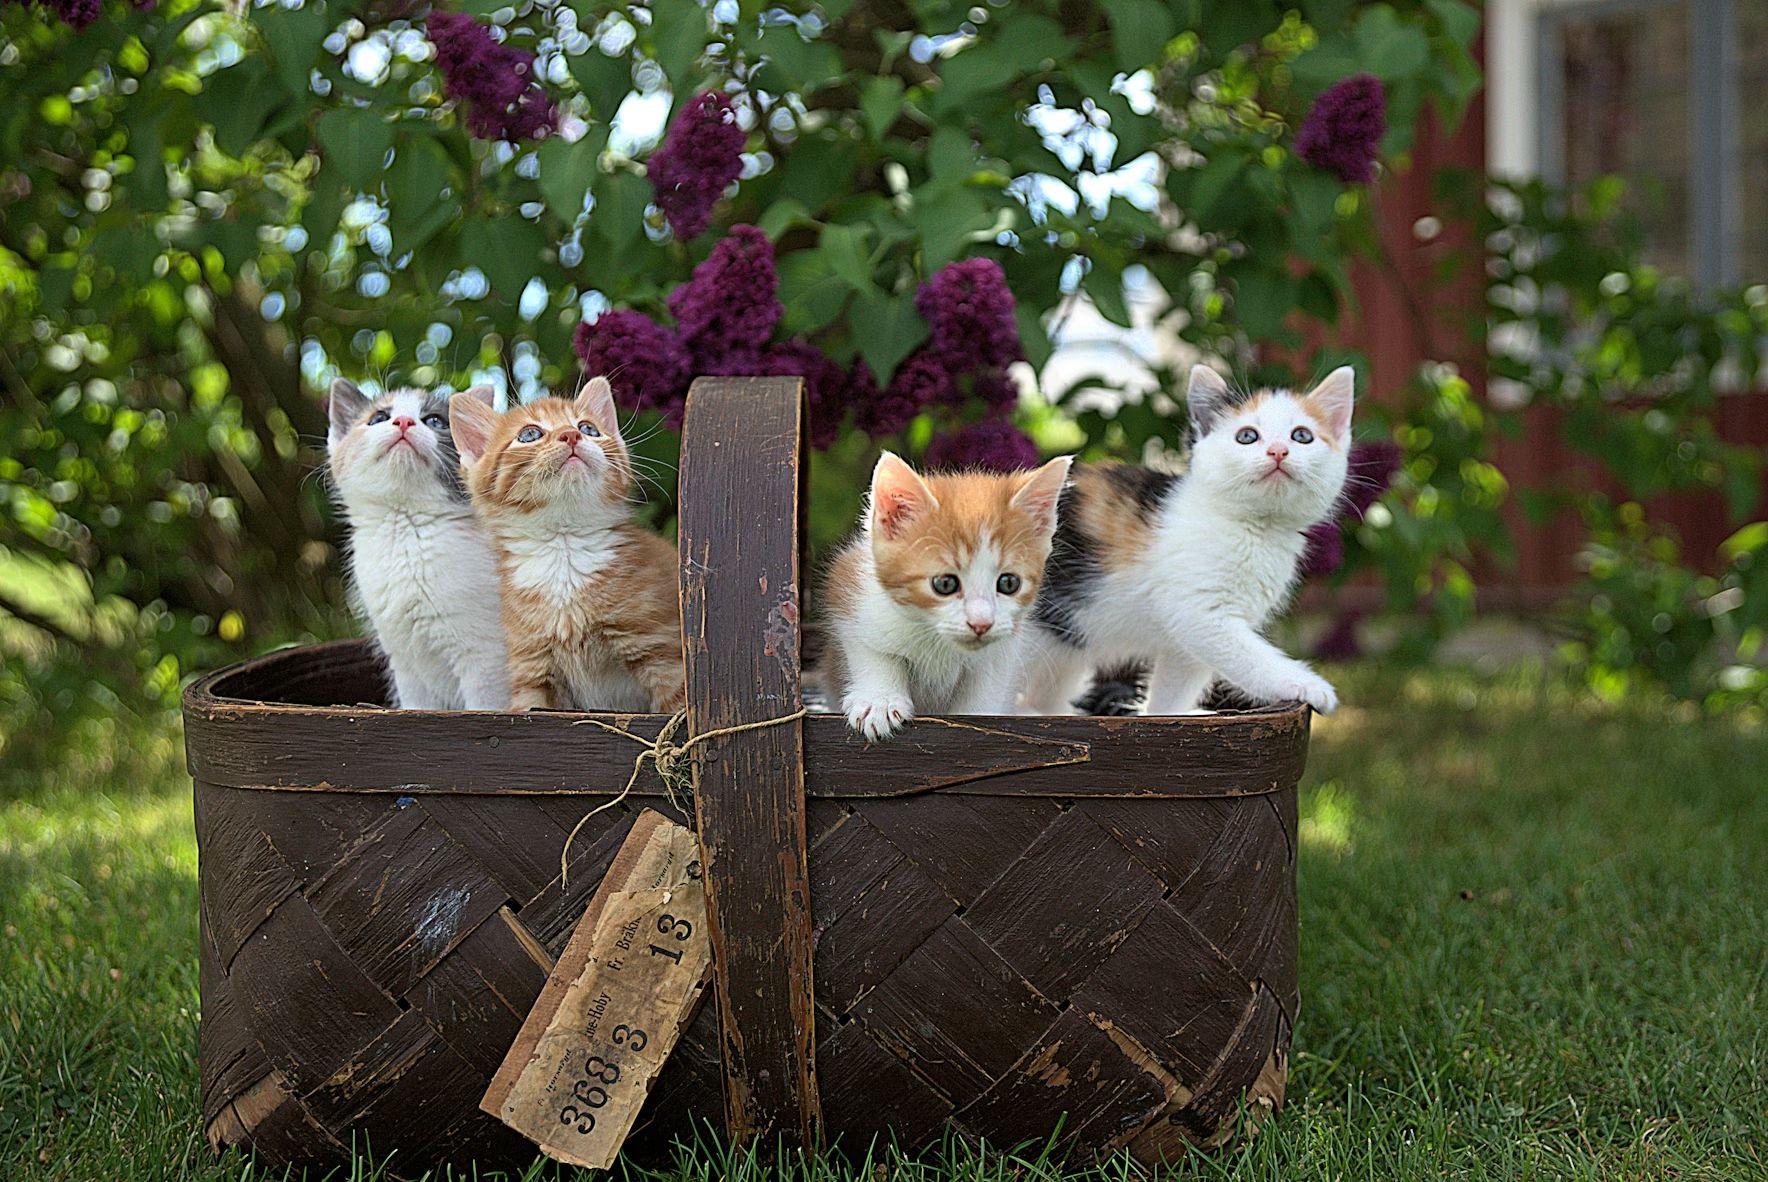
1298, 781, 1353, 856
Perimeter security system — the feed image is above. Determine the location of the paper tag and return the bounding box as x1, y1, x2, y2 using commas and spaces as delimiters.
481, 809, 713, 1169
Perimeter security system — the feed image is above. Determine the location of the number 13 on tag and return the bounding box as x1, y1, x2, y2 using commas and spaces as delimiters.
483, 811, 714, 1170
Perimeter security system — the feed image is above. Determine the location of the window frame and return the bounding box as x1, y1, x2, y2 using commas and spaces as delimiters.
1489, 0, 1743, 288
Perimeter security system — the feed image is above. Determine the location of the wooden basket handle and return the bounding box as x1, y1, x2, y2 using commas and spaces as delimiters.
675, 375, 820, 1147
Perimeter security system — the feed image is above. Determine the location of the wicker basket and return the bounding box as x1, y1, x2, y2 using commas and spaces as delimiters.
184, 376, 1309, 1170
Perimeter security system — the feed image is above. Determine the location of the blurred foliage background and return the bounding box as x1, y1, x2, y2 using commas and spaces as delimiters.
2, 0, 1765, 774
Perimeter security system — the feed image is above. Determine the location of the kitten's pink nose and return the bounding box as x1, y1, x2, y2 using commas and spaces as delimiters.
1266, 442, 1290, 464
968, 619, 993, 637
392, 416, 416, 433
558, 428, 581, 447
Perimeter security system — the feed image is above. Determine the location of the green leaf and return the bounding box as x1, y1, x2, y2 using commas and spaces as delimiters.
1232, 266, 1298, 339
568, 50, 633, 121
1426, 0, 1482, 46
777, 250, 848, 335
931, 43, 1020, 117
758, 198, 811, 239
462, 216, 548, 304
127, 122, 167, 211
1015, 303, 1052, 371
777, 134, 861, 217
859, 75, 904, 142
928, 127, 973, 180
851, 291, 927, 383
537, 130, 605, 223
989, 14, 1074, 70
317, 108, 393, 192
587, 170, 650, 268
205, 62, 287, 157
1103, 0, 1176, 71
909, 181, 991, 271
818, 222, 875, 292
752, 23, 843, 95
1082, 258, 1132, 328
1290, 170, 1341, 235
1183, 151, 1247, 221
387, 138, 457, 253
302, 178, 348, 252
1354, 5, 1431, 82
259, 1, 331, 96
651, 0, 707, 89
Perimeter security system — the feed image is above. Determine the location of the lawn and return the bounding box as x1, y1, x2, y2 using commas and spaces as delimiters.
3, 664, 1765, 1181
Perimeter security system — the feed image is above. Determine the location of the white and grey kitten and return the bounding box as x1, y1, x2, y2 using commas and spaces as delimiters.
1021, 365, 1354, 716
326, 379, 509, 710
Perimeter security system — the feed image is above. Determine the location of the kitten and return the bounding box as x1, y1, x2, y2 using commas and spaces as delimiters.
449, 378, 683, 713
325, 380, 510, 710
822, 451, 1072, 740
1023, 365, 1354, 716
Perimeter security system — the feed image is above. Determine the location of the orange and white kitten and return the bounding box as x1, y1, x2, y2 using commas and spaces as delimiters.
822, 451, 1072, 740
449, 378, 684, 713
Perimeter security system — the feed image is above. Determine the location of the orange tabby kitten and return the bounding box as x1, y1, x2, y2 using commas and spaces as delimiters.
449, 379, 684, 712
822, 451, 1071, 740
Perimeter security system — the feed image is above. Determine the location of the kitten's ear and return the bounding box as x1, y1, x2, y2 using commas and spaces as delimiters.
458, 383, 496, 410
1305, 366, 1355, 440
870, 451, 939, 542
1186, 365, 1234, 435
326, 379, 370, 446
573, 376, 620, 436
448, 392, 499, 467
1009, 455, 1073, 536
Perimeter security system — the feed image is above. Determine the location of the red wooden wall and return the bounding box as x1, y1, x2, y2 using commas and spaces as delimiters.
1335, 39, 1768, 608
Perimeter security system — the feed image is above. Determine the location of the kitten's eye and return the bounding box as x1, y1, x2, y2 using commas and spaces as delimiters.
930, 574, 960, 596
516, 425, 543, 443
367, 410, 391, 426
1234, 427, 1259, 445
578, 420, 602, 439
422, 414, 447, 431
996, 573, 1022, 595
1290, 426, 1314, 444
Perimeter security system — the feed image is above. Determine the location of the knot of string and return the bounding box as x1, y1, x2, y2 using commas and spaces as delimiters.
558, 706, 807, 884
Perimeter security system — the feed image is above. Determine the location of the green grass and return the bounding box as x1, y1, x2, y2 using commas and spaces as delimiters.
3, 665, 1765, 1181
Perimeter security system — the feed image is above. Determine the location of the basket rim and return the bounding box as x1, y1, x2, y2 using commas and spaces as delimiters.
183, 639, 1311, 801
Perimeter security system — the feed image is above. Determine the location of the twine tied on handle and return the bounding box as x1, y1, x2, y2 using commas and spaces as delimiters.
558, 707, 807, 884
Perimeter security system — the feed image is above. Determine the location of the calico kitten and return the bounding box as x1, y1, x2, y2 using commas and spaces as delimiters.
449, 378, 683, 713
823, 451, 1072, 740
1023, 365, 1354, 716
325, 380, 510, 710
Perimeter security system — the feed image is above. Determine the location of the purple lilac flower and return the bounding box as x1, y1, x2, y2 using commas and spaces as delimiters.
667, 225, 782, 371
971, 369, 1020, 412
1300, 520, 1345, 578
1294, 73, 1386, 185
1343, 439, 1402, 517
858, 350, 949, 438
573, 310, 691, 423
915, 258, 1022, 375
923, 417, 1041, 473
427, 11, 557, 142
49, 0, 100, 26
648, 91, 746, 240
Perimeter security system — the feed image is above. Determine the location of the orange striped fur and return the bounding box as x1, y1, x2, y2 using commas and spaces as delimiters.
449, 380, 683, 713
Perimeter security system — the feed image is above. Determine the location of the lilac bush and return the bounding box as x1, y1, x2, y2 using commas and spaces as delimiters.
1294, 73, 1387, 184
924, 417, 1042, 473
666, 225, 782, 371
572, 311, 691, 423
426, 11, 556, 142
915, 258, 1021, 375
648, 91, 747, 240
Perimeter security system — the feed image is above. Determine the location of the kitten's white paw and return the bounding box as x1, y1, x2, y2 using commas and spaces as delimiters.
844, 693, 915, 741
1283, 672, 1338, 714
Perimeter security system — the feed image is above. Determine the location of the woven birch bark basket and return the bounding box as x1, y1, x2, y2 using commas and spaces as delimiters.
183, 375, 1309, 1171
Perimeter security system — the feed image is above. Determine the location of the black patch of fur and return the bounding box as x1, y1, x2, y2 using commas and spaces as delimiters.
1099, 463, 1179, 520
1032, 466, 1178, 647
1070, 665, 1279, 715
1031, 481, 1098, 647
